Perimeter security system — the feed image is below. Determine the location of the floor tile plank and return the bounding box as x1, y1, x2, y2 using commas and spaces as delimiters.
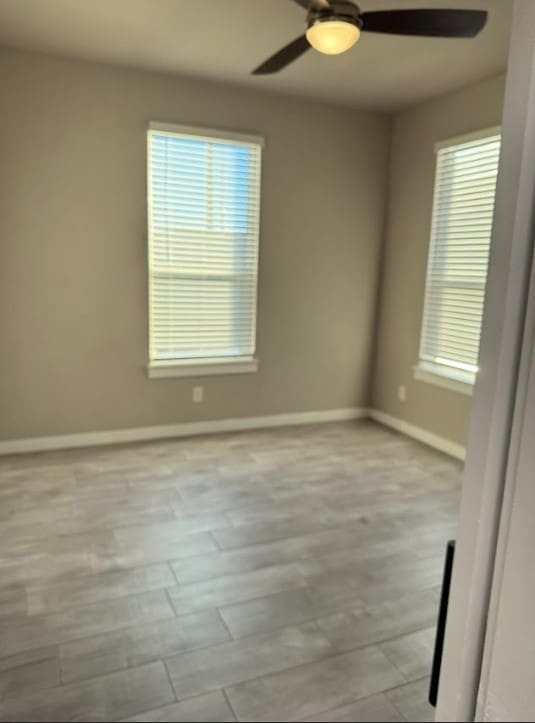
0, 661, 175, 723
26, 563, 176, 616
167, 564, 307, 616
165, 623, 333, 701
121, 691, 236, 722
379, 628, 436, 682
386, 678, 435, 722
0, 649, 60, 701
60, 610, 231, 685
0, 591, 175, 659
226, 645, 405, 722
315, 589, 439, 653
299, 691, 404, 722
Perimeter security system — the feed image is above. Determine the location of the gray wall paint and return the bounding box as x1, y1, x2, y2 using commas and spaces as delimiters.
0, 48, 390, 441
372, 74, 506, 447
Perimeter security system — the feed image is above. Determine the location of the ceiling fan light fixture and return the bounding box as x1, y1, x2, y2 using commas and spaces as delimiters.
305, 18, 361, 55
252, 4, 488, 75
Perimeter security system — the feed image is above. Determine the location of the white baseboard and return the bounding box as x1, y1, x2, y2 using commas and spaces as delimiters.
369, 409, 466, 461
0, 407, 369, 456
0, 406, 466, 460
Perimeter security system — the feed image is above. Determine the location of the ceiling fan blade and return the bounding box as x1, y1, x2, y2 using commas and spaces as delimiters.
361, 9, 488, 38
253, 35, 311, 75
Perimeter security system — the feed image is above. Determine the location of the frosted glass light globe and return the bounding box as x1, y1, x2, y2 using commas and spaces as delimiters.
306, 19, 360, 55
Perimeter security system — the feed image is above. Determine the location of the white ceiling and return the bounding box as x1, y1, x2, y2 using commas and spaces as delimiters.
0, 0, 512, 111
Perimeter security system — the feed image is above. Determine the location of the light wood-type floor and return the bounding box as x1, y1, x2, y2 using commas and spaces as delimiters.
0, 421, 462, 722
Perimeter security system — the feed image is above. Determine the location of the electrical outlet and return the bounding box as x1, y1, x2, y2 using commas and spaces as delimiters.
192, 386, 204, 403
398, 385, 407, 403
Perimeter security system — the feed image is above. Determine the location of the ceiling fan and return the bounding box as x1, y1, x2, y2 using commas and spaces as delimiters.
253, 1, 488, 74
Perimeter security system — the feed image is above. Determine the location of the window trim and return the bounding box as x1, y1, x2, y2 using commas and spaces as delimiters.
416, 125, 501, 395
413, 362, 474, 396
146, 121, 264, 378
147, 356, 259, 379
434, 125, 501, 153
148, 121, 265, 148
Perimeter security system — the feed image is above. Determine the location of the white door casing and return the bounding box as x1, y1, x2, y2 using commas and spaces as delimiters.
477, 249, 535, 721
436, 2, 535, 720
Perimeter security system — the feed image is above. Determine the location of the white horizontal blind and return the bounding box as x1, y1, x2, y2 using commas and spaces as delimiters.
148, 125, 262, 364
419, 130, 501, 382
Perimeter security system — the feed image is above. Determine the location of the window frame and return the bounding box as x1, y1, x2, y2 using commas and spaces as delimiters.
415, 126, 501, 396
146, 121, 264, 379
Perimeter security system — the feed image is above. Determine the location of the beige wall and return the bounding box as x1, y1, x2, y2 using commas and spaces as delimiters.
0, 48, 390, 441
372, 74, 506, 447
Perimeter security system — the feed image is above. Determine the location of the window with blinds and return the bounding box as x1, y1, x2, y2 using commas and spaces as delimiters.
418, 129, 501, 386
147, 123, 262, 373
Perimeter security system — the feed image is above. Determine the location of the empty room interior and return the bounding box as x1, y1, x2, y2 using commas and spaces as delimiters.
0, 1, 514, 721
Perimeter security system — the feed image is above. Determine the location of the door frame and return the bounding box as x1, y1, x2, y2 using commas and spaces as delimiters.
436, 2, 535, 720
476, 236, 535, 719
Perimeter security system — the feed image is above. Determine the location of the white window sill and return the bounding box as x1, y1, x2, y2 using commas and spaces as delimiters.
147, 357, 259, 379
413, 362, 475, 397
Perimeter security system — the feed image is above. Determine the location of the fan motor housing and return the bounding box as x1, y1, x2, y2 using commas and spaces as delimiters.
307, 1, 363, 31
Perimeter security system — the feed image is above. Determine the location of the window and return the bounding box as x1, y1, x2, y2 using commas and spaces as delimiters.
416, 128, 501, 393
147, 122, 263, 378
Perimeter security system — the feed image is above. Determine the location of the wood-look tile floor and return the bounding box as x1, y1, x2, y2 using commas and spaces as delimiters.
0, 421, 462, 722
